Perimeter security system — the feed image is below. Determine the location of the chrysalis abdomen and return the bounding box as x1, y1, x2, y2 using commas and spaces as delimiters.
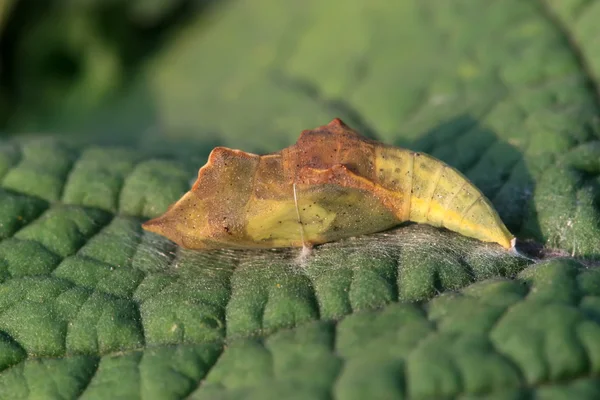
374, 146, 513, 249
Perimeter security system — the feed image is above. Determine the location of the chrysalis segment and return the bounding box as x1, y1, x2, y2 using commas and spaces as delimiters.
373, 146, 413, 221
426, 166, 467, 228
142, 118, 515, 250
455, 196, 514, 249
440, 180, 479, 233
408, 153, 445, 224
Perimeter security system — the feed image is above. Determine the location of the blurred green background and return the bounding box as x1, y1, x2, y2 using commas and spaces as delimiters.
4, 0, 598, 156
0, 0, 215, 146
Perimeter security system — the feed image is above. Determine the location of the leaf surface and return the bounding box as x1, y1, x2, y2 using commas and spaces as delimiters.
2, 0, 600, 398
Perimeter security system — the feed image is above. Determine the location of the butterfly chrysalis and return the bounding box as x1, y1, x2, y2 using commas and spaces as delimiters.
143, 119, 515, 250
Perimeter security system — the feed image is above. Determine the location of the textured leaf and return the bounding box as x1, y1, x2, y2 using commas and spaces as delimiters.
2, 0, 600, 398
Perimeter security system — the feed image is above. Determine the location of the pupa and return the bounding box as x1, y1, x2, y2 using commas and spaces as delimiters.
142, 118, 515, 250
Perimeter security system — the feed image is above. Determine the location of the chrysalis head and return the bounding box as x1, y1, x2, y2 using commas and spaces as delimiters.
142, 146, 262, 248
142, 191, 212, 248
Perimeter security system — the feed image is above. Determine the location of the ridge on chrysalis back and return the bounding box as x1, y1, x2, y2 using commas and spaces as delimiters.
142, 118, 515, 250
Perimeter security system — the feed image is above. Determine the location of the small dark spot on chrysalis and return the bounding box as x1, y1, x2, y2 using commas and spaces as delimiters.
379, 168, 384, 172
278, 221, 282, 224
395, 168, 400, 173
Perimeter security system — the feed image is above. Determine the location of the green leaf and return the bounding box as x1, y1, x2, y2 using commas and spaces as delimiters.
0, 135, 595, 398
3, 0, 600, 398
